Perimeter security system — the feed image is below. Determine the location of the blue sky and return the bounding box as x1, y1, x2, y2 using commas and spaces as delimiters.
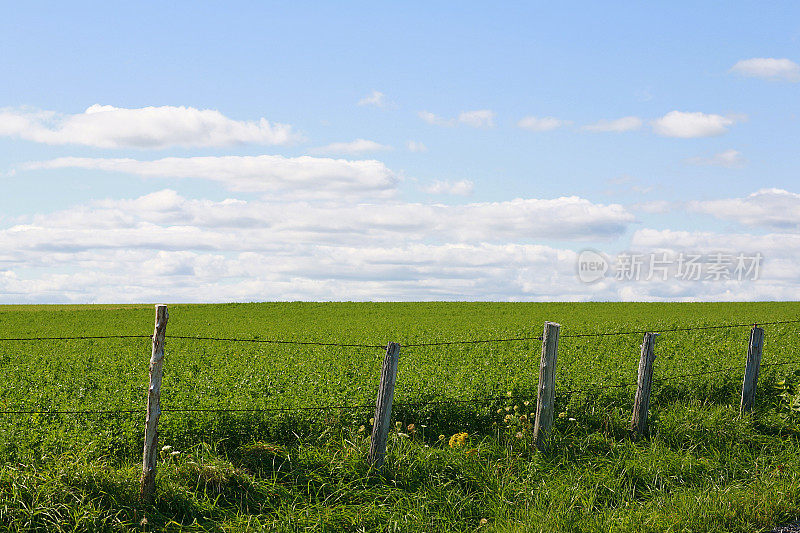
1, 1, 799, 302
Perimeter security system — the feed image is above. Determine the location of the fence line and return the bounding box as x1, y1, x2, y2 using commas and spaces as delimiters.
0, 335, 151, 341
165, 335, 386, 348
558, 318, 800, 338
402, 336, 543, 347
3, 306, 800, 496
0, 317, 797, 346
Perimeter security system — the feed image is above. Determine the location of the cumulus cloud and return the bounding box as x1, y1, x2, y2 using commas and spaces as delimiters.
4, 190, 634, 250
730, 58, 800, 82
688, 188, 800, 231
601, 227, 800, 301
581, 116, 642, 133
357, 90, 387, 107
418, 109, 496, 128
6, 189, 800, 302
23, 155, 398, 199
0, 104, 300, 148
0, 243, 593, 303
686, 149, 745, 167
4, 226, 796, 303
629, 229, 800, 275
517, 116, 570, 132
420, 180, 474, 196
406, 140, 428, 152
0, 189, 640, 302
651, 111, 739, 138
311, 139, 392, 155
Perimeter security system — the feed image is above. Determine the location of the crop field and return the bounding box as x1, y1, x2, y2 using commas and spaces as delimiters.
1, 302, 800, 532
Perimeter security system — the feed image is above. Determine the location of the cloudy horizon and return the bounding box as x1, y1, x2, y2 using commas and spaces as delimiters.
2, 3, 799, 303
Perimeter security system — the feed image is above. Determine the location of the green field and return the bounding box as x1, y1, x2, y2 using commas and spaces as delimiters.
1, 302, 800, 532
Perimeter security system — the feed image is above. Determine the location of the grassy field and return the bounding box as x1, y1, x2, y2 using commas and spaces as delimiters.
1, 302, 800, 531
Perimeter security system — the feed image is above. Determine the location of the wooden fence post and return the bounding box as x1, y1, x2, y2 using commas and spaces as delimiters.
533, 321, 560, 452
630, 332, 658, 439
140, 304, 169, 502
368, 342, 401, 470
740, 326, 765, 415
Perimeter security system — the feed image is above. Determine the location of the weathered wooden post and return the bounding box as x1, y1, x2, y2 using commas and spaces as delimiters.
740, 325, 765, 415
368, 342, 401, 469
140, 304, 168, 501
630, 332, 658, 439
533, 322, 560, 452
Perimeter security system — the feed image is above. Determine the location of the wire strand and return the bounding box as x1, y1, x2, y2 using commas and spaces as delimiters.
402, 336, 542, 347
165, 335, 386, 349
560, 318, 800, 338
0, 318, 797, 346
0, 335, 151, 341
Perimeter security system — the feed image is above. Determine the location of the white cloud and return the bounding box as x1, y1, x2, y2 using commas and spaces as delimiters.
630, 228, 800, 256
418, 109, 496, 128
311, 139, 392, 155
608, 227, 800, 301
651, 111, 738, 138
357, 90, 387, 107
582, 116, 642, 133
0, 104, 300, 148
458, 110, 495, 128
420, 180, 474, 196
688, 188, 800, 231
686, 149, 745, 167
8, 190, 800, 303
406, 140, 428, 152
0, 243, 593, 303
4, 190, 633, 250
517, 116, 570, 132
0, 190, 639, 302
4, 225, 797, 303
418, 111, 454, 127
730, 58, 800, 82
23, 155, 398, 200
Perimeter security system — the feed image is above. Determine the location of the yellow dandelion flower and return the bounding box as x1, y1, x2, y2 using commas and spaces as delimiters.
449, 432, 469, 448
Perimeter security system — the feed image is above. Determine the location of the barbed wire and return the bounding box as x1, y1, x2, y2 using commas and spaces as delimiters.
559, 318, 800, 339
165, 335, 386, 349
2, 318, 797, 347
0, 335, 151, 342
401, 336, 542, 347
0, 409, 140, 415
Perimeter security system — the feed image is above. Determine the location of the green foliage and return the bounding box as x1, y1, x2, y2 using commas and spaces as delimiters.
773, 376, 800, 420
0, 302, 799, 531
